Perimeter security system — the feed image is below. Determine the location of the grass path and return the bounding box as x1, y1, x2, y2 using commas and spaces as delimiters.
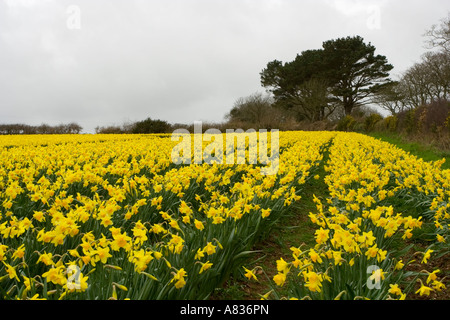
210, 143, 332, 300
368, 131, 450, 169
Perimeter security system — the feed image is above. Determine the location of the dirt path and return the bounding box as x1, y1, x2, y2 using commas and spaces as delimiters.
210, 144, 332, 300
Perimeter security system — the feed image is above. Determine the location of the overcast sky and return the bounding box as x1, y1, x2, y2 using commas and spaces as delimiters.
1, 0, 449, 133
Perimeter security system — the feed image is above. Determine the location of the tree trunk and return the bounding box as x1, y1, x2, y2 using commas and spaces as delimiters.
343, 97, 354, 116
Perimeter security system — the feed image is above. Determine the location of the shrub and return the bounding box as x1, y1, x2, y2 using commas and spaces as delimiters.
95, 125, 125, 134
396, 109, 417, 135
336, 115, 356, 132
131, 118, 172, 134
364, 113, 384, 132
384, 115, 398, 131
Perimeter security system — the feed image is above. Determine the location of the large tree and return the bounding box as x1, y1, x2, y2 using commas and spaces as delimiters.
261, 35, 394, 117
322, 36, 394, 115
260, 49, 334, 121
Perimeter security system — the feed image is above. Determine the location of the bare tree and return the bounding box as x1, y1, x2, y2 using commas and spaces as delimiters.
372, 82, 407, 115
398, 51, 450, 110
421, 51, 450, 101
401, 62, 435, 108
0, 122, 83, 135
66, 122, 83, 134
226, 92, 284, 129
424, 12, 450, 53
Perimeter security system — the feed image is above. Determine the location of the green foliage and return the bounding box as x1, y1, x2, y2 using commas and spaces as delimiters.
383, 115, 398, 132
132, 118, 172, 134
446, 114, 450, 132
322, 36, 394, 116
364, 113, 383, 132
261, 35, 394, 119
404, 109, 417, 134
336, 115, 356, 132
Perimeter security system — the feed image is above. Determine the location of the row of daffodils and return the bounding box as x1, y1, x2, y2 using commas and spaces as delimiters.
0, 132, 333, 300
265, 132, 448, 300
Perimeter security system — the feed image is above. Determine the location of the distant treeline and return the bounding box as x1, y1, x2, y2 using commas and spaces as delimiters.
0, 123, 82, 135
95, 118, 173, 134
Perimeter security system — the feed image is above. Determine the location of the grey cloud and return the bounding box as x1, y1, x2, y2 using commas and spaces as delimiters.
1, 0, 449, 133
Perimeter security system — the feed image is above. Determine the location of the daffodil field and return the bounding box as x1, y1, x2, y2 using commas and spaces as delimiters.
0, 132, 448, 300
267, 132, 449, 300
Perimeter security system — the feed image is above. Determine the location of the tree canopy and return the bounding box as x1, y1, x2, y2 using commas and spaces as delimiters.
260, 35, 394, 119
